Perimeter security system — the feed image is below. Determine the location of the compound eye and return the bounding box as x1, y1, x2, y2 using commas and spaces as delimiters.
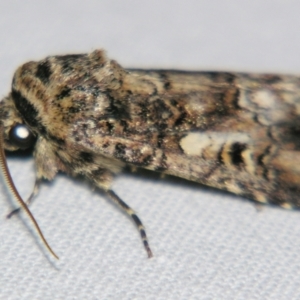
9, 124, 36, 149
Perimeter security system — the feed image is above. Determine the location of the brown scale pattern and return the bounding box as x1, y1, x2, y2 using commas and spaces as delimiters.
1, 49, 300, 208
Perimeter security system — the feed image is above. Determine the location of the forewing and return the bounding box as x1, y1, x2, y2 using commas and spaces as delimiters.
70, 70, 300, 207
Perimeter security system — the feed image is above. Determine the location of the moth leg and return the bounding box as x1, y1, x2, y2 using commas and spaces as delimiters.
6, 178, 41, 218
106, 189, 153, 258
254, 203, 264, 212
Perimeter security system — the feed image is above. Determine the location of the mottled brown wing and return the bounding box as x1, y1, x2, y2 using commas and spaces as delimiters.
70, 68, 300, 207
5, 50, 300, 207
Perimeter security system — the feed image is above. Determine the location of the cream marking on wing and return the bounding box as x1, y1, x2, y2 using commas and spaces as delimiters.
180, 132, 250, 156
242, 148, 255, 174
252, 89, 276, 109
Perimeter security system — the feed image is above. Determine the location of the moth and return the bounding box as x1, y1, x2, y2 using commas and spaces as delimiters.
0, 50, 300, 259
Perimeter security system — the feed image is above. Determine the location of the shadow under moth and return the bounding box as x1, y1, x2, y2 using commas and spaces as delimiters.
0, 49, 299, 259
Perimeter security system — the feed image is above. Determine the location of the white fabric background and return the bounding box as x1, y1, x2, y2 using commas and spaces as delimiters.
1, 1, 300, 299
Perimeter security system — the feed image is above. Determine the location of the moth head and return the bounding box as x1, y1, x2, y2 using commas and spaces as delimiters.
0, 94, 36, 152
0, 56, 57, 152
